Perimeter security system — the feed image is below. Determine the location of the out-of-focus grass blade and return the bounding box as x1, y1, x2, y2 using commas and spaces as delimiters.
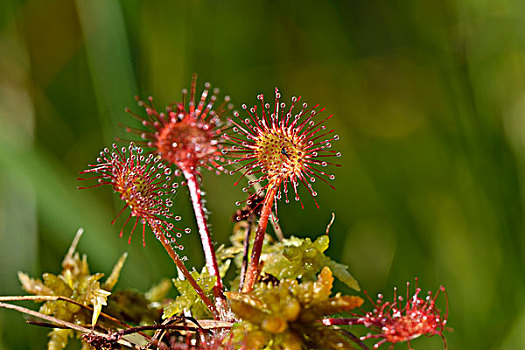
75, 0, 137, 142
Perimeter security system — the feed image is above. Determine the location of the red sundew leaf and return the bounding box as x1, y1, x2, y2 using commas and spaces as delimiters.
123, 74, 233, 175
78, 142, 184, 247
355, 280, 449, 349
224, 88, 341, 209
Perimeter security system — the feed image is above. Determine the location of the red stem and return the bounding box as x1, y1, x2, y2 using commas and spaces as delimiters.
157, 237, 219, 318
181, 168, 224, 299
242, 181, 279, 293
321, 318, 361, 326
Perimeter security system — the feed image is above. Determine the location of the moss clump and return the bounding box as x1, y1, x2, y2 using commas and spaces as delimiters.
18, 230, 127, 350
226, 267, 363, 350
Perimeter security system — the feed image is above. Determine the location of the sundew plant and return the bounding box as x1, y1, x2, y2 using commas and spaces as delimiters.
0, 77, 449, 350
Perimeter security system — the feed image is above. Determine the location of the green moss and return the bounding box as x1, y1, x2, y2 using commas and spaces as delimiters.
262, 235, 359, 291
227, 267, 363, 350
18, 231, 127, 350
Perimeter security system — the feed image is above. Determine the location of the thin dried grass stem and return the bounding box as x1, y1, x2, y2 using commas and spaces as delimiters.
0, 301, 137, 348
0, 295, 128, 328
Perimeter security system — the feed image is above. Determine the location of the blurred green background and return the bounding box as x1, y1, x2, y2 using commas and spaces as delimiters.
1, 0, 525, 349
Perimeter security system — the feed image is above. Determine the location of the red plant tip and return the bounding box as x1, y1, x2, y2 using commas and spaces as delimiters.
125, 75, 233, 174
224, 87, 341, 209
79, 142, 186, 247
356, 280, 449, 349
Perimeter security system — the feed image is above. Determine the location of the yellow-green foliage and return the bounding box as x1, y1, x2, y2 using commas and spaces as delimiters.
262, 235, 360, 291
218, 223, 359, 292
226, 267, 363, 350
163, 269, 217, 320
18, 230, 127, 350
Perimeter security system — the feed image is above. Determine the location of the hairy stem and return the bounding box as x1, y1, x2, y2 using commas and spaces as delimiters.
157, 237, 219, 318
245, 172, 283, 241
182, 168, 224, 300
242, 181, 279, 293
